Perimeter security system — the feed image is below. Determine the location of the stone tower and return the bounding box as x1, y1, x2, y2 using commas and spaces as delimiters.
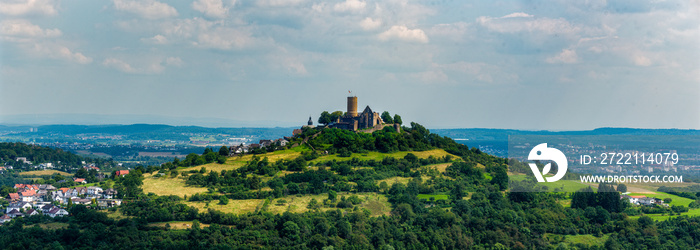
307, 117, 313, 126
347, 96, 358, 117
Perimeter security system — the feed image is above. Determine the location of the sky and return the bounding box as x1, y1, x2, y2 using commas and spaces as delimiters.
0, 0, 698, 130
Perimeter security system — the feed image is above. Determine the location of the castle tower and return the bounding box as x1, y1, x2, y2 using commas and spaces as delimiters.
347, 96, 358, 117
307, 117, 313, 126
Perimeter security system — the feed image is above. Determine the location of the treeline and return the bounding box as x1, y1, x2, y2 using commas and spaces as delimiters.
3, 190, 700, 248
0, 142, 85, 167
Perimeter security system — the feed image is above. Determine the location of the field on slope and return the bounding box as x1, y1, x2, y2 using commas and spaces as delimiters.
309, 149, 457, 163
508, 173, 595, 192
19, 170, 72, 176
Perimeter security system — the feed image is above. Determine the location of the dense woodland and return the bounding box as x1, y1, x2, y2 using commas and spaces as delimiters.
1, 123, 700, 249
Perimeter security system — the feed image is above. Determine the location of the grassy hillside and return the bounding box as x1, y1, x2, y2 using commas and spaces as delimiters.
18, 170, 72, 176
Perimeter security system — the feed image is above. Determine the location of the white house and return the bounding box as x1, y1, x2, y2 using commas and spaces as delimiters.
6, 202, 32, 213
46, 207, 69, 218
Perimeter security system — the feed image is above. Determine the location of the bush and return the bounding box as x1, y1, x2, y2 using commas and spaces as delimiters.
219, 195, 229, 205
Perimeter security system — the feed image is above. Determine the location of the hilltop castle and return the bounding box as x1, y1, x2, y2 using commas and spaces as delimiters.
294, 95, 399, 136
330, 96, 384, 131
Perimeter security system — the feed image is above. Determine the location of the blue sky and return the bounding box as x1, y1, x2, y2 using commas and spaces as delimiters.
1, 0, 698, 130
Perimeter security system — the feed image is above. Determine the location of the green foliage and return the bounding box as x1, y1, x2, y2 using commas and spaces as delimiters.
393, 114, 402, 125
318, 111, 332, 125
616, 183, 627, 193
571, 184, 624, 213
381, 111, 393, 124
219, 195, 229, 205
218, 146, 229, 156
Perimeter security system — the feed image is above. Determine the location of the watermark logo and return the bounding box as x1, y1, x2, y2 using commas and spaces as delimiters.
528, 143, 568, 182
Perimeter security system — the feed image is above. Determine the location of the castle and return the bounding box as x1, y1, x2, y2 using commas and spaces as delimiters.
294, 95, 398, 136
330, 96, 384, 131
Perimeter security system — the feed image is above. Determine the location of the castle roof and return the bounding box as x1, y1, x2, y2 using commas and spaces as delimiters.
362, 105, 372, 114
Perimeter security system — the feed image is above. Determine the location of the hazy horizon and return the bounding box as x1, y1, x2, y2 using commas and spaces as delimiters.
2, 1, 698, 130
2, 113, 700, 132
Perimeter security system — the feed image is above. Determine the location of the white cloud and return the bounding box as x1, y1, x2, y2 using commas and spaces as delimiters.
258, 0, 305, 7
194, 27, 254, 50
103, 58, 137, 73
31, 43, 92, 64
0, 20, 91, 64
633, 54, 652, 66
113, 0, 178, 19
413, 69, 448, 83
477, 13, 581, 35
334, 0, 366, 13
546, 49, 578, 64
0, 19, 61, 38
165, 57, 184, 67
103, 57, 172, 74
141, 34, 168, 44
428, 22, 469, 41
0, 0, 57, 16
192, 0, 228, 19
359, 17, 381, 30
378, 25, 428, 43
502, 12, 533, 18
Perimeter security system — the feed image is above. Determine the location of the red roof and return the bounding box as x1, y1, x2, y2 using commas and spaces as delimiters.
60, 188, 70, 193
20, 190, 36, 197
73, 178, 86, 183
116, 170, 129, 176
8, 193, 19, 200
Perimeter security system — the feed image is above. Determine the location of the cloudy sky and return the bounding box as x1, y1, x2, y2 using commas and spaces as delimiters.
1, 0, 698, 130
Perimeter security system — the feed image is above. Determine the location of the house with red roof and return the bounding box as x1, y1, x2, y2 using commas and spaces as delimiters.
115, 170, 129, 177
8, 193, 19, 201
20, 190, 37, 202
0, 214, 11, 224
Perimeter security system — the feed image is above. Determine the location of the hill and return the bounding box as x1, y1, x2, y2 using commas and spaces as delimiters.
2, 123, 700, 249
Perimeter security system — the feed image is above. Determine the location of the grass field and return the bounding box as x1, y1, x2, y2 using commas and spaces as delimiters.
184, 199, 264, 214
266, 193, 391, 216
23, 222, 69, 230
629, 208, 700, 221
102, 209, 131, 220
142, 175, 208, 198
509, 174, 595, 192
376, 176, 411, 186
425, 163, 452, 173
417, 194, 449, 201
19, 170, 71, 176
627, 192, 694, 206
310, 149, 457, 163
546, 233, 609, 247
148, 221, 215, 229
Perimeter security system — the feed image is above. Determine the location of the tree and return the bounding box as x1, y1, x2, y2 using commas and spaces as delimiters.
379, 181, 389, 193
330, 111, 344, 122
318, 111, 332, 125
218, 146, 229, 156
393, 114, 402, 125
75, 168, 88, 178
664, 198, 672, 204
307, 198, 320, 210
282, 221, 300, 241
617, 184, 627, 193
328, 190, 337, 202
450, 184, 465, 202
381, 111, 393, 124
219, 195, 229, 205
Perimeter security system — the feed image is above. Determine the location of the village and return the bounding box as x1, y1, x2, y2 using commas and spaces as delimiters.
0, 170, 128, 225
